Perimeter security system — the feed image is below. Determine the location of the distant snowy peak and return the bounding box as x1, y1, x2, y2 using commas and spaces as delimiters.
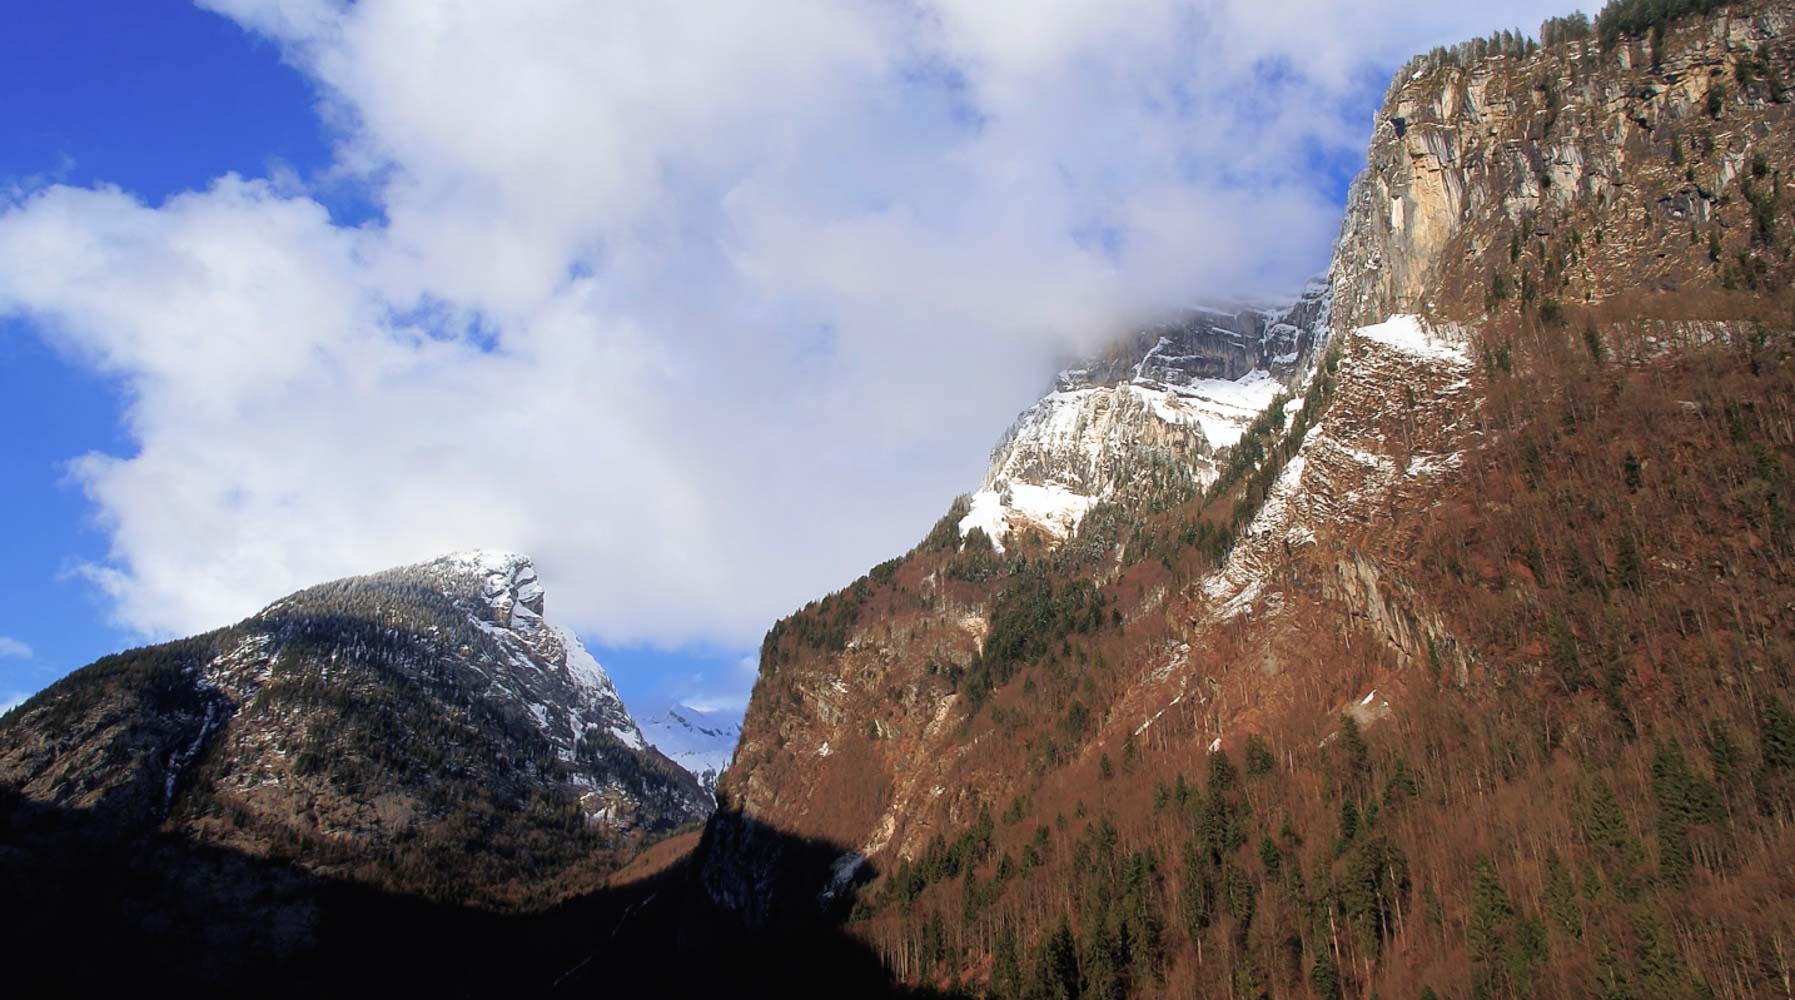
641, 703, 741, 794
960, 283, 1332, 551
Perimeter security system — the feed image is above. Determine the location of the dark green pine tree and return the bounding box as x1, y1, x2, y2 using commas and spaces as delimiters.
1469, 856, 1538, 999
1032, 915, 1080, 1000
1543, 850, 1582, 940
1705, 720, 1743, 786
1336, 799, 1360, 854
1257, 835, 1281, 874
1762, 697, 1795, 772
920, 909, 946, 974
1221, 861, 1257, 935
992, 923, 1023, 999
1121, 849, 1163, 986
1651, 738, 1723, 886
1341, 836, 1409, 955
1080, 910, 1123, 1000
1244, 734, 1275, 776
1336, 714, 1371, 795
1207, 748, 1240, 794
1756, 698, 1795, 811
1310, 950, 1343, 1000
1180, 843, 1217, 939
1614, 533, 1643, 592
1585, 777, 1640, 872
1634, 917, 1686, 996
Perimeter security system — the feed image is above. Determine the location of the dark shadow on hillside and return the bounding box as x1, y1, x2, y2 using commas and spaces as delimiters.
0, 788, 939, 999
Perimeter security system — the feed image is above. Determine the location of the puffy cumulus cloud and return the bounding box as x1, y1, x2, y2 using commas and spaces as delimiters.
2, 0, 1576, 666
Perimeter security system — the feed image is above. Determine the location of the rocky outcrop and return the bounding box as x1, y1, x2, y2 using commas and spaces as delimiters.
958, 282, 1332, 549
1332, 2, 1795, 332
1065, 287, 1331, 389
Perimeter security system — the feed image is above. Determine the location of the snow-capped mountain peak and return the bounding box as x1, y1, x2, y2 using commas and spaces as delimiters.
411, 550, 649, 754
959, 285, 1332, 551
641, 702, 741, 794
229, 550, 683, 812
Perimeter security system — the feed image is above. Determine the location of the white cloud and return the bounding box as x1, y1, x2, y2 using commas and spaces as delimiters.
681, 694, 751, 718
0, 1, 1579, 695
0, 637, 31, 659
668, 655, 763, 716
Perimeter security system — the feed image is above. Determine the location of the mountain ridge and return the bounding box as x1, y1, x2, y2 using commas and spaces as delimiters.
0, 548, 709, 907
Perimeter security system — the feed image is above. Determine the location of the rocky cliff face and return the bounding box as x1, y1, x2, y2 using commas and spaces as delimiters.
0, 550, 708, 905
957, 283, 1332, 551
1333, 2, 1795, 332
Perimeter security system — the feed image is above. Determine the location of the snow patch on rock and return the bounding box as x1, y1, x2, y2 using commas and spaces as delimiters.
1199, 314, 1476, 627
959, 481, 1096, 552
1355, 314, 1470, 364
960, 367, 1285, 551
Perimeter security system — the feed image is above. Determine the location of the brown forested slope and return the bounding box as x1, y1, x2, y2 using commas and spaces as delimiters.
705, 4, 1795, 998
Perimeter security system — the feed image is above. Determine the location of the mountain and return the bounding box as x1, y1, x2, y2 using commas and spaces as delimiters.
0, 550, 709, 907
701, 3, 1795, 997
641, 702, 742, 793
959, 286, 1332, 551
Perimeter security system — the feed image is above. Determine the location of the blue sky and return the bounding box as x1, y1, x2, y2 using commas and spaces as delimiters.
2, 3, 325, 202
0, 1, 328, 708
0, 0, 1577, 719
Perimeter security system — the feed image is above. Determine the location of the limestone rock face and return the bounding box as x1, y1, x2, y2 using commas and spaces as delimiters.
1332, 4, 1795, 332
958, 282, 1333, 551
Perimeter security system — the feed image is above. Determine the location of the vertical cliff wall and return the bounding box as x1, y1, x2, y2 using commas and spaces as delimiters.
1333, 3, 1795, 332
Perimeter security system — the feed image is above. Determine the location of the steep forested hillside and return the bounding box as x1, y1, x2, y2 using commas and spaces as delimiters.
701, 3, 1795, 997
